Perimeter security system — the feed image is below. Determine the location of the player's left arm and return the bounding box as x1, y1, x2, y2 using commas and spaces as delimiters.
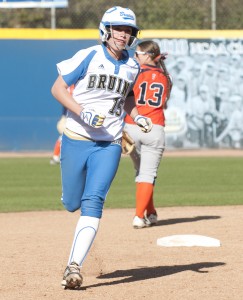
124, 92, 153, 133
124, 92, 138, 119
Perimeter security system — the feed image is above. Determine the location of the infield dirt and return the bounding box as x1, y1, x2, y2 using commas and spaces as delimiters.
0, 206, 242, 300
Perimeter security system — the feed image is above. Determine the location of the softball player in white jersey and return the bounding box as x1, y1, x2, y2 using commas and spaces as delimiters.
51, 6, 152, 290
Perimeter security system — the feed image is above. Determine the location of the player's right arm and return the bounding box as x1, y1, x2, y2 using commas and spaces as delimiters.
51, 75, 82, 117
51, 48, 95, 118
51, 75, 105, 129
51, 47, 105, 129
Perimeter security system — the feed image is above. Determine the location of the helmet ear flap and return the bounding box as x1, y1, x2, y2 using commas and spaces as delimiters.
127, 29, 140, 48
128, 36, 137, 48
99, 22, 111, 42
105, 26, 111, 41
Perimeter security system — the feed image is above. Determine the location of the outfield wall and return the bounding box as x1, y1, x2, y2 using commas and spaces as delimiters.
0, 29, 243, 151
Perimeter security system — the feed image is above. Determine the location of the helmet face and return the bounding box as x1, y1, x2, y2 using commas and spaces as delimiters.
99, 6, 139, 48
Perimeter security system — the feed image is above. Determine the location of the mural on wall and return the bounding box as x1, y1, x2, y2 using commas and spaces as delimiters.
155, 38, 243, 149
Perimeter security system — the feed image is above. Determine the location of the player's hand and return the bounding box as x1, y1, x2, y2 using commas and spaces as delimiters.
80, 108, 106, 128
134, 115, 153, 133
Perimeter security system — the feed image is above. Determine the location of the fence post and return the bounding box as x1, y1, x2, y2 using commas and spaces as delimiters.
51, 7, 56, 29
211, 0, 216, 30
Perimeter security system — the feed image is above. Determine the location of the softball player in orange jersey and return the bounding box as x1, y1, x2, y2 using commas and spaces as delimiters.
124, 40, 172, 229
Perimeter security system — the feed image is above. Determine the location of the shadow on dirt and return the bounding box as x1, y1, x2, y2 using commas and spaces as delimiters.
83, 262, 225, 289
156, 215, 221, 226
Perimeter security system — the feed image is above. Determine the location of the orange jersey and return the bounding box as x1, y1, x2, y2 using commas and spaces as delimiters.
125, 64, 169, 126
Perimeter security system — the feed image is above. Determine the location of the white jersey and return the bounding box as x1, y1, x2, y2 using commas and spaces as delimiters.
57, 44, 140, 141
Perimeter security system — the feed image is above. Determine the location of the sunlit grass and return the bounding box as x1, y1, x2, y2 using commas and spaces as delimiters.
0, 156, 242, 213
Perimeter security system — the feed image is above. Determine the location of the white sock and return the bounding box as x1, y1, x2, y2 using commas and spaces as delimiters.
68, 216, 100, 267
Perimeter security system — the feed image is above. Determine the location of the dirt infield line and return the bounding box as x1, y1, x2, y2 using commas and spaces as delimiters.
0, 149, 243, 158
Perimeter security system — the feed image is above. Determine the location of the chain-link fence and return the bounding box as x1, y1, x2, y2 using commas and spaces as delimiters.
0, 0, 243, 30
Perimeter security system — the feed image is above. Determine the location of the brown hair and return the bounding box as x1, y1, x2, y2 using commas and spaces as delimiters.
138, 40, 173, 102
137, 40, 161, 62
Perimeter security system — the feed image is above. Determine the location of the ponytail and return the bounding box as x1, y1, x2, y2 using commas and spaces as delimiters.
157, 53, 173, 106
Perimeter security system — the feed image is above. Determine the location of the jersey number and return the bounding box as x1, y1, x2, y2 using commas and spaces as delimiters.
137, 82, 164, 107
109, 97, 125, 116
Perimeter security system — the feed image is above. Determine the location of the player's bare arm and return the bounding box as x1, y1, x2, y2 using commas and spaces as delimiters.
124, 95, 153, 133
124, 95, 139, 119
51, 75, 82, 117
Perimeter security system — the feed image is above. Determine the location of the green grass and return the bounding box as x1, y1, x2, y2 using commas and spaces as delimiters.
107, 156, 243, 208
0, 158, 63, 212
0, 156, 242, 213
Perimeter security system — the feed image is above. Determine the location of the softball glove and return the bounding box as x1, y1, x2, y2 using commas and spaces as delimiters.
122, 131, 135, 155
